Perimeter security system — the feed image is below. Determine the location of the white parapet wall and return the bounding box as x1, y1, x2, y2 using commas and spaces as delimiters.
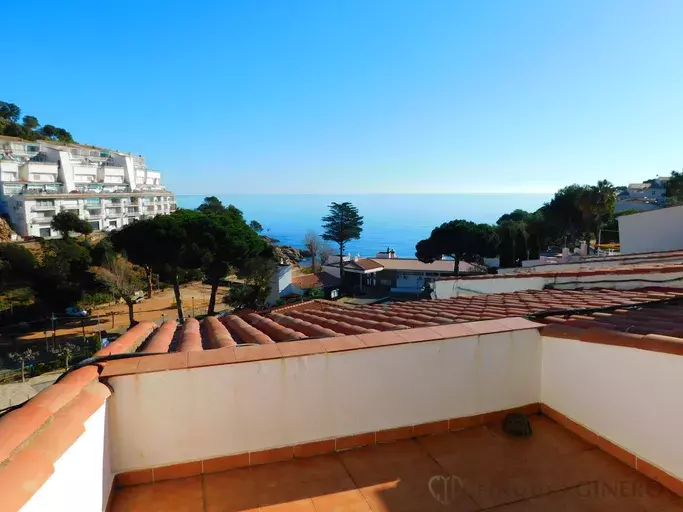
107, 329, 542, 473
618, 206, 683, 254
433, 271, 683, 299
433, 276, 547, 298
541, 336, 683, 481
21, 402, 113, 512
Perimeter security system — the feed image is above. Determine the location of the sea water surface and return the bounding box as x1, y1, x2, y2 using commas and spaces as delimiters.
176, 194, 551, 257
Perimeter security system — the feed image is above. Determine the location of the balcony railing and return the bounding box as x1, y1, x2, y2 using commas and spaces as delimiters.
31, 204, 56, 211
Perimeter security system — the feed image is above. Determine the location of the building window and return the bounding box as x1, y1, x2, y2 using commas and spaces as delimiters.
109, 220, 117, 227
27, 145, 39, 153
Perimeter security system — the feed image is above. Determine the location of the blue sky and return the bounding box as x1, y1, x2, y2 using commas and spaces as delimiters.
4, 0, 683, 194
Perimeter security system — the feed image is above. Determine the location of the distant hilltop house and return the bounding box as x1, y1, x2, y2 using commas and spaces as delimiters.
615, 177, 669, 213
323, 249, 486, 296
0, 136, 175, 238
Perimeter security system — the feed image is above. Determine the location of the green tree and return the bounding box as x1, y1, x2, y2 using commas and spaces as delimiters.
0, 243, 36, 286
34, 239, 93, 308
192, 200, 269, 315
197, 196, 244, 218
22, 115, 39, 130
666, 170, 683, 205
416, 220, 499, 276
92, 255, 143, 327
51, 343, 77, 371
112, 211, 207, 322
0, 102, 21, 122
9, 348, 37, 383
51, 211, 93, 239
249, 220, 263, 233
321, 202, 364, 284
223, 257, 276, 311
542, 184, 591, 248
111, 220, 159, 298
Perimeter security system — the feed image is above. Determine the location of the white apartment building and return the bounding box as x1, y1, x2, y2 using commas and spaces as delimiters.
0, 136, 175, 237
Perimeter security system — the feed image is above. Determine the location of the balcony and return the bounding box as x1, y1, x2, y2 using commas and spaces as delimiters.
3, 287, 683, 512
31, 204, 56, 211
31, 216, 53, 224
84, 202, 103, 209
21, 162, 58, 175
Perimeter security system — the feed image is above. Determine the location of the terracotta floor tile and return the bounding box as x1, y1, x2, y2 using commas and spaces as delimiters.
259, 498, 317, 511
494, 481, 683, 512
203, 468, 260, 512
339, 440, 438, 485
311, 489, 373, 512
485, 415, 595, 458
359, 470, 480, 512
111, 419, 681, 512
250, 454, 349, 487
111, 476, 203, 512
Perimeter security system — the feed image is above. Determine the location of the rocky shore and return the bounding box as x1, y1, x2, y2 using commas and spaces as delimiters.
264, 237, 311, 266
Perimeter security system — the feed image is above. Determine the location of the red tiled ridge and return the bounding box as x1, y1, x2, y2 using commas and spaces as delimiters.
268, 312, 342, 338
0, 372, 111, 511
142, 320, 178, 353
113, 402, 542, 487
94, 321, 156, 356
220, 315, 274, 344
244, 313, 307, 342
203, 316, 237, 348
442, 261, 683, 281
177, 318, 203, 352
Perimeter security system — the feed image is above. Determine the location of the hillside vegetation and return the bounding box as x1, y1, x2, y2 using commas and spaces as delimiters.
0, 101, 74, 144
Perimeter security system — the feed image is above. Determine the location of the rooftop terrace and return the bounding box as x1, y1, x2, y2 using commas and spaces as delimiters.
2, 284, 683, 511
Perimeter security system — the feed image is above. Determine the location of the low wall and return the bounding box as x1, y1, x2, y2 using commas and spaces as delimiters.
541, 335, 683, 481
107, 329, 542, 473
21, 402, 113, 512
433, 276, 546, 298
433, 271, 683, 298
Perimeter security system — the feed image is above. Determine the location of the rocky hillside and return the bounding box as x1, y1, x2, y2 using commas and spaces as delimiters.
264, 237, 311, 266
0, 218, 16, 243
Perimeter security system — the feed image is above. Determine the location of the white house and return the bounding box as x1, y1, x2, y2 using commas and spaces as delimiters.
0, 136, 175, 237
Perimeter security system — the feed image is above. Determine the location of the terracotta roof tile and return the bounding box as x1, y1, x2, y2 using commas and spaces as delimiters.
291, 271, 341, 289
142, 320, 178, 353
177, 318, 203, 352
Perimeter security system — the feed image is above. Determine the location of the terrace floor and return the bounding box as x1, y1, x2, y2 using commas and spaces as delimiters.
111, 416, 683, 511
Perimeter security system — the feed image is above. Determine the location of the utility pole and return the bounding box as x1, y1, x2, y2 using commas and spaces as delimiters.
191, 296, 195, 318
111, 311, 115, 329
51, 313, 56, 349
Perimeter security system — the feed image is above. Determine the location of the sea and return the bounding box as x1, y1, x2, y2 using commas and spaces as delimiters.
176, 194, 551, 258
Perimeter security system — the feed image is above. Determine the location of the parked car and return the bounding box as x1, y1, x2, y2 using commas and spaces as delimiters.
65, 306, 89, 317
132, 295, 144, 304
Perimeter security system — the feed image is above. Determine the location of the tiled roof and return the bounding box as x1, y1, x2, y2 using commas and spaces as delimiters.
367, 258, 477, 273
446, 261, 683, 281
122, 288, 683, 348
327, 257, 478, 273
326, 258, 385, 272
292, 271, 341, 289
